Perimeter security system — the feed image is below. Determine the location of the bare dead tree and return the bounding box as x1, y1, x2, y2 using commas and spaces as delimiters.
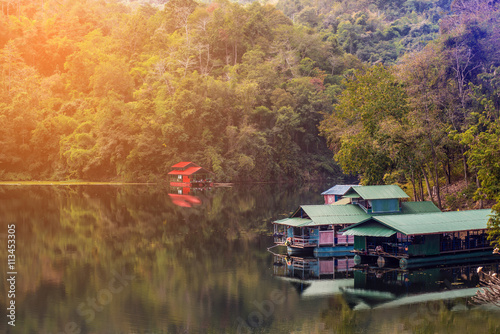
176, 7, 193, 49
472, 263, 500, 307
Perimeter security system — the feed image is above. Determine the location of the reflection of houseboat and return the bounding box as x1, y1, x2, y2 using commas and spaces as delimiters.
342, 209, 496, 269
342, 262, 500, 309
168, 162, 214, 187
273, 255, 355, 298
273, 255, 355, 280
272, 185, 440, 257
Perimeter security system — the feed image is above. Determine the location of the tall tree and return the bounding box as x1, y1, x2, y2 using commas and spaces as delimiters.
320, 64, 409, 185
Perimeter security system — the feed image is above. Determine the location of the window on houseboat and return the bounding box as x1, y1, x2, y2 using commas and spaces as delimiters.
440, 230, 489, 251
396, 233, 410, 243
412, 235, 425, 244
468, 229, 488, 248
441, 232, 462, 251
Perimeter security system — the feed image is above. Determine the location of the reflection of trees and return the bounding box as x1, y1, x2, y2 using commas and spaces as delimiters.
3, 183, 500, 333
320, 295, 359, 333
0, 184, 327, 333
315, 295, 500, 334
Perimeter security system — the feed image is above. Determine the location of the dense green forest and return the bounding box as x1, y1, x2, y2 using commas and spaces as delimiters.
0, 0, 459, 185
1, 0, 349, 183
1, 0, 500, 230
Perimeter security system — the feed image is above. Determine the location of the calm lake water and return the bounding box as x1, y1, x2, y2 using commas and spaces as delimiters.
1, 183, 500, 334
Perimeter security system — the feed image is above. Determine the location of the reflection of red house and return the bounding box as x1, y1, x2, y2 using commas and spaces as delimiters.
168, 194, 202, 208
168, 162, 214, 187
168, 185, 203, 208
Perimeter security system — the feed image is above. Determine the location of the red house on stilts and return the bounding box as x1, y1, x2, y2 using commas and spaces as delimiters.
168, 162, 214, 188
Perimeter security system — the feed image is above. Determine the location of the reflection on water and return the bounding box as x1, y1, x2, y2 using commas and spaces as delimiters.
168, 186, 209, 207
0, 184, 328, 334
0, 184, 500, 334
272, 255, 355, 301
273, 255, 355, 280
344, 262, 500, 310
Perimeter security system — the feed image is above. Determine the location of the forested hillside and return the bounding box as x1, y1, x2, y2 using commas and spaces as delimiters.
277, 0, 453, 64
1, 0, 351, 183
319, 0, 500, 243
1, 0, 499, 217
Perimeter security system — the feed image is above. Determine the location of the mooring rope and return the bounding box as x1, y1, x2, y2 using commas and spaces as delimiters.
267, 244, 286, 257
374, 248, 404, 260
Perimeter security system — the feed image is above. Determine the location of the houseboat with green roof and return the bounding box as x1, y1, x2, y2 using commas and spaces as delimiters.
341, 209, 496, 269
272, 184, 441, 257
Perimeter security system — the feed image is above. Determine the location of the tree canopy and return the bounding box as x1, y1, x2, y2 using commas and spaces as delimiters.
0, 0, 351, 182
320, 0, 500, 241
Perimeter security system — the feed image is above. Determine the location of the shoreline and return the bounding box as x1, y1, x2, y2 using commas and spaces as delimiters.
0, 181, 155, 186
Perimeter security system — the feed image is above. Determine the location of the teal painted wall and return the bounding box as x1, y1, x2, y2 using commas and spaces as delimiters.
371, 199, 399, 213
309, 228, 319, 243
354, 236, 366, 250
408, 234, 440, 256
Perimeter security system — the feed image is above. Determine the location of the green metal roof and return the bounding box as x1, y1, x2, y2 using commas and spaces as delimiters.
273, 217, 312, 227
343, 209, 493, 236
400, 201, 441, 214
275, 201, 440, 228
274, 204, 371, 227
342, 221, 397, 237
300, 204, 371, 226
346, 185, 410, 200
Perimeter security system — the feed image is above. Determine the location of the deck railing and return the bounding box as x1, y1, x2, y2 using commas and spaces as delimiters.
357, 202, 372, 213
274, 231, 354, 248
292, 236, 318, 247
337, 234, 354, 245
292, 258, 316, 269
273, 234, 286, 245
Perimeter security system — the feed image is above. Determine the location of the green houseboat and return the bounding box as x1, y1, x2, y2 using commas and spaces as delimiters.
272, 185, 441, 257
341, 209, 495, 269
